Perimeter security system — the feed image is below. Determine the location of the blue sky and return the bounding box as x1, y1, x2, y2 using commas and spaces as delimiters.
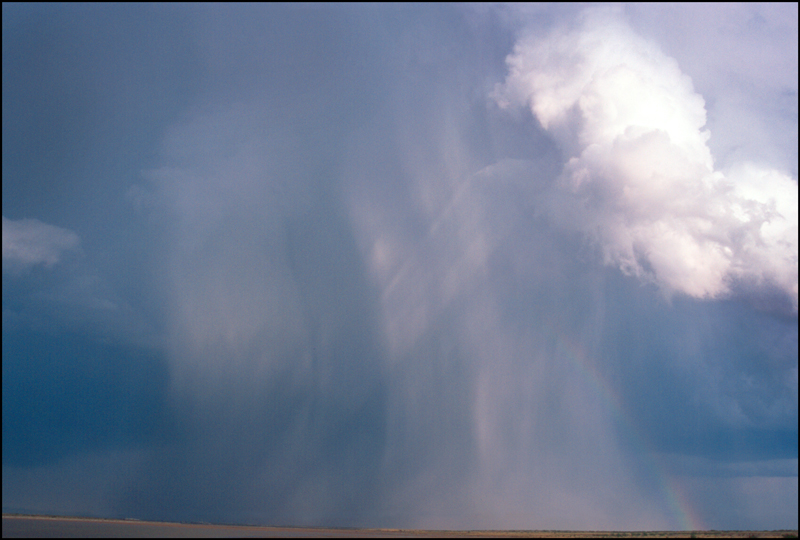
2, 3, 797, 531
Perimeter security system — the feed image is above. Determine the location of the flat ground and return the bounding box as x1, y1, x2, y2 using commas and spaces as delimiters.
2, 515, 797, 538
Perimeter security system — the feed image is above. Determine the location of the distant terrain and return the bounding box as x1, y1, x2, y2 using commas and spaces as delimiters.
3, 515, 797, 538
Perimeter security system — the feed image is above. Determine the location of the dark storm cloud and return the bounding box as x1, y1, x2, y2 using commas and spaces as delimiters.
2, 215, 172, 497
3, 3, 797, 531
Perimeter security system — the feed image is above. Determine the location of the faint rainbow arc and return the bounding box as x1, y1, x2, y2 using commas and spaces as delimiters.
553, 333, 705, 531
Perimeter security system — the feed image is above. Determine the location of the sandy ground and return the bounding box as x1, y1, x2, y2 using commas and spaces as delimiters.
2, 515, 797, 538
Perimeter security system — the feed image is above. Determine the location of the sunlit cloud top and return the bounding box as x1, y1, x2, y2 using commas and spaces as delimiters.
2, 3, 797, 532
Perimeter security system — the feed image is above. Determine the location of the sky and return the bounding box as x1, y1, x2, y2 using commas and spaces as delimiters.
2, 2, 797, 531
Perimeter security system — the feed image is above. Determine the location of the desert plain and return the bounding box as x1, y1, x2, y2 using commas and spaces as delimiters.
2, 515, 797, 538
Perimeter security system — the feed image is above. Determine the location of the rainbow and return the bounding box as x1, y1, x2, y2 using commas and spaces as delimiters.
554, 332, 706, 531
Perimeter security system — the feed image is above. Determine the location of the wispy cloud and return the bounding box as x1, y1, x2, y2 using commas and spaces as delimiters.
2, 216, 80, 273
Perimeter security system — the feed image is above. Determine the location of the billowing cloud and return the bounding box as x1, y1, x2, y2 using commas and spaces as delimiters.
2, 216, 80, 273
2, 3, 796, 532
494, 7, 798, 309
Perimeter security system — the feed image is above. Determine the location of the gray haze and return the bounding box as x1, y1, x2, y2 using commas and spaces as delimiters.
3, 3, 797, 531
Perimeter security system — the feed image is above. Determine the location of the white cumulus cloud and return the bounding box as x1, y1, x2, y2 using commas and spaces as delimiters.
494, 7, 798, 309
